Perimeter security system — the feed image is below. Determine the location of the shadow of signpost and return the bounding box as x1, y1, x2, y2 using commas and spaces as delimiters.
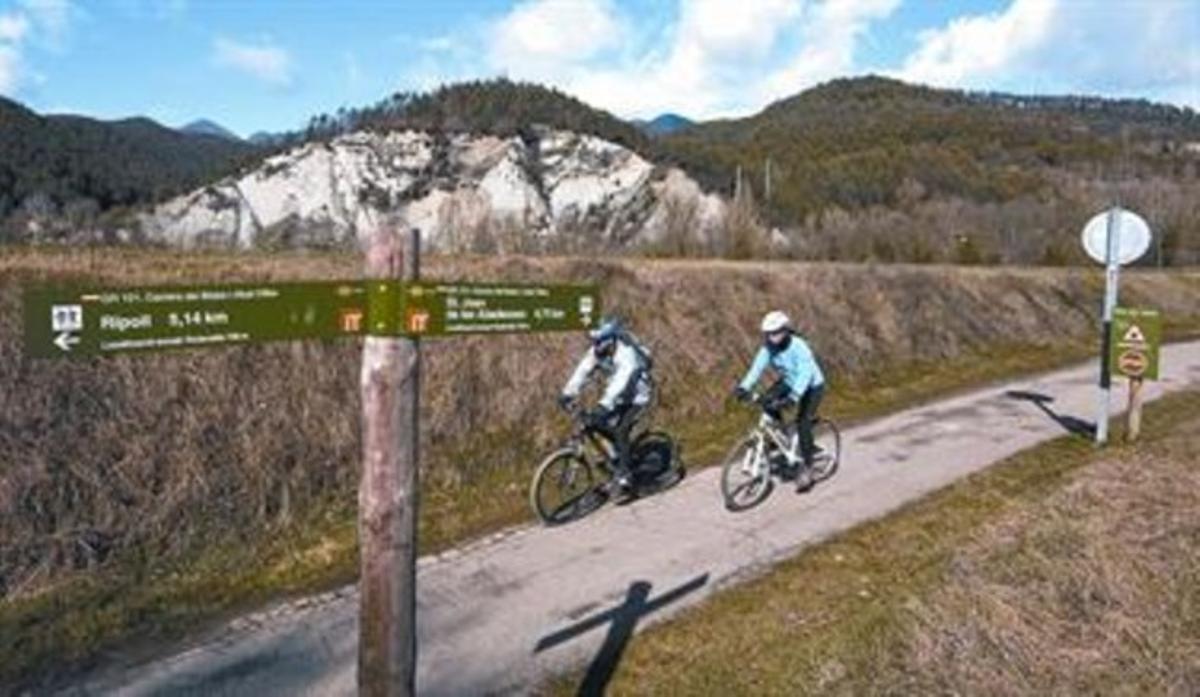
535, 573, 709, 696
1005, 390, 1095, 437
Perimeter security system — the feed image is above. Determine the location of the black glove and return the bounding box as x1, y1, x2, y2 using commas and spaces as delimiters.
733, 386, 751, 403
585, 407, 610, 429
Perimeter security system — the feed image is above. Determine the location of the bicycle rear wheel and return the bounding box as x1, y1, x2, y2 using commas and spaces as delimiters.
530, 450, 601, 525
720, 436, 772, 511
631, 431, 685, 494
810, 418, 841, 482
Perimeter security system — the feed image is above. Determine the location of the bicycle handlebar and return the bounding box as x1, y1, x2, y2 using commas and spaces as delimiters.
735, 390, 769, 407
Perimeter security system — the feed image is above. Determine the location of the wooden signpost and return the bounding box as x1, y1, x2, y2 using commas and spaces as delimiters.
23, 227, 601, 696
1109, 307, 1162, 442
359, 230, 421, 696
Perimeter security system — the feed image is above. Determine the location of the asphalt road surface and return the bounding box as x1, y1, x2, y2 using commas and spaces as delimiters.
63, 341, 1200, 696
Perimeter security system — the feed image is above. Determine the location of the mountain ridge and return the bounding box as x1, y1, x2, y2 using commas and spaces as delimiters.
3, 76, 1198, 262
0, 96, 258, 235
181, 119, 243, 142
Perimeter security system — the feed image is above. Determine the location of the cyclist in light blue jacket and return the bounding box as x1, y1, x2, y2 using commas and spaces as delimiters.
733, 310, 826, 491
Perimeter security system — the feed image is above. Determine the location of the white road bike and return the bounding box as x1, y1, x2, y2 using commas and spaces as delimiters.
720, 391, 841, 511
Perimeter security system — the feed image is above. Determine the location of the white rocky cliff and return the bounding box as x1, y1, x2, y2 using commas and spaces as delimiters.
140, 128, 726, 251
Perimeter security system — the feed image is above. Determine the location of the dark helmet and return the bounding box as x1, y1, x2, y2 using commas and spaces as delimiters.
589, 317, 622, 358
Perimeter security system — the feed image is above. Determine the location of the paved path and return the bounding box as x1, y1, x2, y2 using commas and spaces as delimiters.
64, 342, 1200, 696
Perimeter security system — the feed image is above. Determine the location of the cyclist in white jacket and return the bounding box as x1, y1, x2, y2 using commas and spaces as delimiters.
559, 318, 654, 495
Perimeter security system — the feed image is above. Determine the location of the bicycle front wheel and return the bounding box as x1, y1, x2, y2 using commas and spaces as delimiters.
720, 436, 772, 511
530, 449, 600, 525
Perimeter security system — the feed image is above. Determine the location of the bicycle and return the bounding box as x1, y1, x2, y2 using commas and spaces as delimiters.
720, 390, 841, 511
529, 402, 684, 525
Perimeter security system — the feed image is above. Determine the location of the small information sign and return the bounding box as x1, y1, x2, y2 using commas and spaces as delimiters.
1108, 307, 1161, 380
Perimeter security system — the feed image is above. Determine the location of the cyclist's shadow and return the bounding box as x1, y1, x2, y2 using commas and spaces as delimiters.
535, 573, 709, 695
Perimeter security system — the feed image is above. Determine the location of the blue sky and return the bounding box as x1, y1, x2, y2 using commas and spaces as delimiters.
1, 0, 1196, 138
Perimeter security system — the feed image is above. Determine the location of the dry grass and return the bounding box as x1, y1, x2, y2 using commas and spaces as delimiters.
897, 420, 1200, 695
547, 390, 1200, 696
1, 246, 1199, 690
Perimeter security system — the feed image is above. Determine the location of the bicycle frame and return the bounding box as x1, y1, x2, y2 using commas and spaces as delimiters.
560, 408, 617, 469
746, 413, 802, 474
738, 392, 810, 481
721, 393, 839, 513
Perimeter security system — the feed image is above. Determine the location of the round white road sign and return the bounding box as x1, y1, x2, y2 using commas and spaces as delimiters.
1081, 207, 1152, 265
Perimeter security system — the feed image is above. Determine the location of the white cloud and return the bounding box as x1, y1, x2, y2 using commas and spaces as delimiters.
654, 0, 802, 90
212, 37, 293, 86
897, 0, 1056, 86
0, 13, 30, 42
760, 0, 900, 101
895, 0, 1200, 105
0, 44, 21, 94
19, 0, 74, 47
0, 10, 31, 96
490, 0, 622, 70
0, 0, 80, 95
676, 0, 801, 58
482, 0, 815, 118
420, 0, 1196, 121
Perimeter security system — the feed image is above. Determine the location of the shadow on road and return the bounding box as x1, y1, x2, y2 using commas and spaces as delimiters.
535, 573, 709, 696
1005, 390, 1095, 437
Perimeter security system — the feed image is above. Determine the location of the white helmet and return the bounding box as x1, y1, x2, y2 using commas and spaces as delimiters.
760, 310, 791, 333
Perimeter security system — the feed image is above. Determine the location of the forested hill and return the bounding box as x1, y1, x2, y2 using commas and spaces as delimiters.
300, 78, 653, 154
661, 76, 1200, 222
3, 76, 1198, 262
0, 97, 257, 224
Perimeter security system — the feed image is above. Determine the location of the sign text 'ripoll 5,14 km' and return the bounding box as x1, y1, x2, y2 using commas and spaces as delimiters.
24, 280, 601, 357
24, 280, 370, 358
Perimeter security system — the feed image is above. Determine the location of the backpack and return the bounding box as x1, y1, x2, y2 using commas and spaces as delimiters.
618, 329, 654, 373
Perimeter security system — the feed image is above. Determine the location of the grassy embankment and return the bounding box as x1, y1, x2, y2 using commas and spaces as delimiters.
1, 247, 1199, 690
547, 388, 1200, 695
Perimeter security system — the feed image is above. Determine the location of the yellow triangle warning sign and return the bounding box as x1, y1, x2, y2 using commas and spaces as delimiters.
1123, 324, 1146, 344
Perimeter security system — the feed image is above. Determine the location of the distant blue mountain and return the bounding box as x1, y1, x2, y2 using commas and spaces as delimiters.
633, 113, 693, 136
180, 119, 242, 142
248, 131, 287, 146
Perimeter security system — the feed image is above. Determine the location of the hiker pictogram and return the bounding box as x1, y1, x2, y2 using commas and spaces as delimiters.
1109, 308, 1162, 381
1122, 324, 1146, 345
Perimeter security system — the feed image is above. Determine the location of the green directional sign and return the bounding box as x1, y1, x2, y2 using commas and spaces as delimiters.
24, 280, 369, 358
1109, 307, 1162, 380
24, 279, 601, 357
390, 281, 600, 337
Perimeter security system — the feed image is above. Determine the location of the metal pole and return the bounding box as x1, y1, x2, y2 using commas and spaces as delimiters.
1095, 208, 1120, 446
359, 226, 421, 696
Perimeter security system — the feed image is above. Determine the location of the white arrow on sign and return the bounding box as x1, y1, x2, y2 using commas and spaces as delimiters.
54, 332, 80, 352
